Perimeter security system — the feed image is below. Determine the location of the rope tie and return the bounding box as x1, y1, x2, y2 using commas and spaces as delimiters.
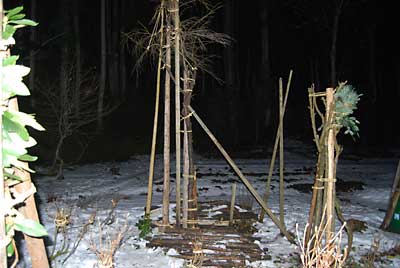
181, 112, 194, 120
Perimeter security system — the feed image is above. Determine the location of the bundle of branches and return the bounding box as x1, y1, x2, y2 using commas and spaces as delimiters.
306, 82, 361, 259
124, 0, 230, 81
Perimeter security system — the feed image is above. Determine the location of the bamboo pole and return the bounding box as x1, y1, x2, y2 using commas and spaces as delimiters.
326, 88, 335, 240
172, 0, 182, 228
145, 2, 165, 216
260, 70, 293, 221
182, 69, 189, 228
230, 183, 237, 224
381, 160, 400, 229
0, 2, 7, 265
10, 99, 50, 268
162, 11, 172, 225
279, 78, 285, 226
189, 106, 295, 243
182, 120, 189, 228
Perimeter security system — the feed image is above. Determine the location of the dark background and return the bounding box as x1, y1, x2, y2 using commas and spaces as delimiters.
4, 0, 399, 165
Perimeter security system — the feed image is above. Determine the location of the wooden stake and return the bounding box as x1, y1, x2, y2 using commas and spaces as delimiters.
230, 183, 237, 224
279, 78, 285, 226
162, 12, 172, 225
189, 106, 295, 243
381, 160, 400, 229
172, 0, 182, 228
145, 2, 165, 216
172, 0, 181, 227
260, 70, 293, 221
9, 99, 50, 268
182, 121, 189, 228
326, 88, 335, 239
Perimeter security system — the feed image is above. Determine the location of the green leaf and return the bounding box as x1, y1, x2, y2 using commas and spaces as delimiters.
3, 146, 27, 158
3, 24, 16, 40
9, 19, 38, 27
14, 218, 48, 237
5, 6, 23, 18
6, 241, 15, 257
8, 13, 26, 21
6, 110, 45, 131
3, 111, 30, 140
2, 55, 19, 67
3, 170, 22, 181
19, 154, 38, 162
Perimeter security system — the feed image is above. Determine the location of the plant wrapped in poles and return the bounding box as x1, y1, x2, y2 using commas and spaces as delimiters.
306, 82, 361, 260
1, 6, 49, 267
124, 0, 230, 227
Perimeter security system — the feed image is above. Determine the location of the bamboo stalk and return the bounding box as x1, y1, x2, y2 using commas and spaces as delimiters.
326, 88, 335, 239
146, 2, 165, 216
260, 70, 293, 221
279, 78, 285, 226
230, 183, 237, 224
172, 0, 182, 228
183, 108, 189, 228
0, 2, 7, 265
189, 106, 295, 243
172, 0, 181, 227
162, 10, 172, 225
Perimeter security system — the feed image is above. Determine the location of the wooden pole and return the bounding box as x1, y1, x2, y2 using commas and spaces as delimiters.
230, 183, 237, 225
260, 70, 293, 221
173, 0, 182, 228
10, 99, 50, 268
0, 2, 7, 265
189, 106, 295, 243
145, 2, 165, 216
326, 88, 335, 240
381, 160, 400, 229
182, 121, 189, 228
279, 78, 285, 226
162, 11, 172, 225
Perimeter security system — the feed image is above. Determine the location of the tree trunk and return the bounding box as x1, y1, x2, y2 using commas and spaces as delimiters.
162, 13, 172, 225
257, 0, 273, 146
368, 24, 377, 103
223, 0, 239, 146
119, 0, 127, 100
330, 5, 342, 87
29, 0, 37, 108
98, 0, 106, 131
109, 0, 120, 99
72, 0, 81, 117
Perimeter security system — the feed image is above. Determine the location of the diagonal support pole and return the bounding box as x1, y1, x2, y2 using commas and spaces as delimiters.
189, 106, 295, 243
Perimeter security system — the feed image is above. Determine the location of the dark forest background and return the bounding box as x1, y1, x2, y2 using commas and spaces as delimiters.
3, 0, 399, 164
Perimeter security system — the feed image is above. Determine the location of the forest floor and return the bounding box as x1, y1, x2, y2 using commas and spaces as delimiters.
16, 139, 400, 268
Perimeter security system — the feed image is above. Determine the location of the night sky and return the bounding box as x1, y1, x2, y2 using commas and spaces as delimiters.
4, 0, 398, 163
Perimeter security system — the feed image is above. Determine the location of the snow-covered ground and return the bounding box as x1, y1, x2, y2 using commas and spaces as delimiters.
17, 139, 400, 267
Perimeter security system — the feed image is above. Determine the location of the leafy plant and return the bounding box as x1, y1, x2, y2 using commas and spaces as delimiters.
1, 5, 46, 258
136, 215, 152, 239
334, 84, 362, 137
